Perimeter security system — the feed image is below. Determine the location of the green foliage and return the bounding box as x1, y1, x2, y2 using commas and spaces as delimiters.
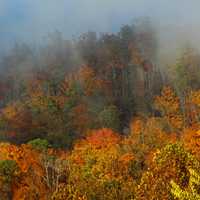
0, 160, 19, 181
47, 131, 75, 149
28, 138, 50, 151
173, 47, 200, 94
0, 159, 19, 199
0, 159, 19, 200
98, 105, 120, 131
175, 61, 190, 94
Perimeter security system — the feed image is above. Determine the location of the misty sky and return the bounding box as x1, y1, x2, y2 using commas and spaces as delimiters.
0, 0, 200, 51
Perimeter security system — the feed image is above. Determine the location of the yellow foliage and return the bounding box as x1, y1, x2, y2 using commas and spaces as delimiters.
154, 86, 183, 130
182, 127, 200, 159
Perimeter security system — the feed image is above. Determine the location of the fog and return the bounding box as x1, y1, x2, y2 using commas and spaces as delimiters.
1, 0, 200, 59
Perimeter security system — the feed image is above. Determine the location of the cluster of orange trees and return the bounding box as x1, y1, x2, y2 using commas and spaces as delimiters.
0, 86, 200, 199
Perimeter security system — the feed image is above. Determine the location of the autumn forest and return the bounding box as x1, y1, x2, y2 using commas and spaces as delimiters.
0, 19, 200, 200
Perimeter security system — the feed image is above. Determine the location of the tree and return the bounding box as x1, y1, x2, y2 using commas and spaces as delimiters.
28, 138, 50, 151
98, 105, 120, 131
67, 128, 135, 200
181, 128, 200, 160
0, 160, 19, 200
171, 168, 200, 200
154, 86, 183, 131
135, 143, 200, 200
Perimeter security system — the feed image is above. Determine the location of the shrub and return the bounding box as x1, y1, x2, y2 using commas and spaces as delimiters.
98, 105, 120, 131
28, 138, 50, 151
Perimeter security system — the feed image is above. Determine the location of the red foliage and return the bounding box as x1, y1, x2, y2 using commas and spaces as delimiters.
86, 128, 121, 148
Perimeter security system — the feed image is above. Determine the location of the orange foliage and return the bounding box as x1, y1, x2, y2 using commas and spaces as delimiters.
130, 117, 176, 146
79, 66, 107, 96
154, 86, 183, 130
85, 128, 121, 149
2, 103, 19, 121
128, 117, 177, 168
0, 144, 42, 174
118, 153, 135, 165
3, 83, 200, 199
185, 90, 200, 126
154, 86, 180, 115
0, 143, 68, 200
2, 103, 32, 139
182, 127, 200, 159
130, 117, 144, 137
190, 90, 200, 107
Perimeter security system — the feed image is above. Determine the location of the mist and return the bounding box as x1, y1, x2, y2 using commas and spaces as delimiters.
1, 0, 200, 52
1, 2, 200, 198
